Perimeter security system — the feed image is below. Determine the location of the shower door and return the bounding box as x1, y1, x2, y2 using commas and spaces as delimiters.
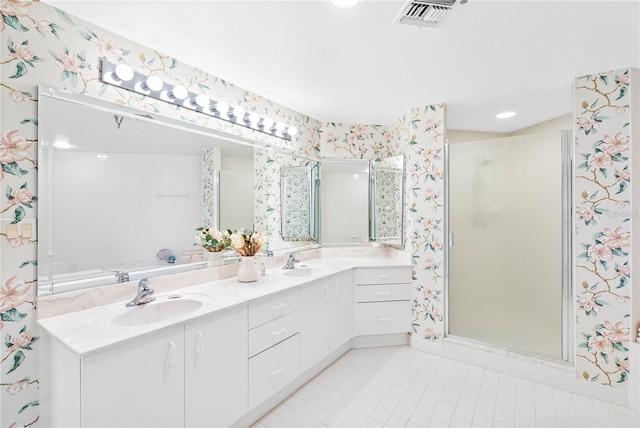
447, 131, 572, 361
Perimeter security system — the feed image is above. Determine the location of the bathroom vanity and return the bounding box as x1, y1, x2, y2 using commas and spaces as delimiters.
38, 257, 411, 427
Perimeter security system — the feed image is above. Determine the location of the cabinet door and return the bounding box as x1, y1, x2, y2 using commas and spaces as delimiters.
82, 325, 184, 428
185, 305, 248, 428
299, 280, 330, 373
329, 270, 353, 352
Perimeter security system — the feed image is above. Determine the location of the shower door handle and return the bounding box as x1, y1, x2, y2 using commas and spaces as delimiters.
448, 232, 454, 248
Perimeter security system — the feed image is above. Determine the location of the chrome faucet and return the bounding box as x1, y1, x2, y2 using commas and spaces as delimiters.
126, 278, 155, 307
282, 252, 299, 270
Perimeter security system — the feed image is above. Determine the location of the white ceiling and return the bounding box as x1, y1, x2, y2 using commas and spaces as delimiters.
45, 0, 640, 133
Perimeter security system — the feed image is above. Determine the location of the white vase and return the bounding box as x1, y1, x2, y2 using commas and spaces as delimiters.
237, 256, 258, 283
204, 251, 223, 267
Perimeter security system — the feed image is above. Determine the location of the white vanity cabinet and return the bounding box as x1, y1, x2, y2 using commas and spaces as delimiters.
353, 267, 412, 336
247, 288, 300, 411
299, 270, 353, 373
184, 305, 248, 427
41, 305, 249, 428
40, 261, 414, 428
82, 325, 185, 427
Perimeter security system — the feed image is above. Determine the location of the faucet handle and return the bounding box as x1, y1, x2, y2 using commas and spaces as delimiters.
138, 278, 153, 293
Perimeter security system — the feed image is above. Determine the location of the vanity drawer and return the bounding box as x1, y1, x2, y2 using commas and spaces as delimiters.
354, 301, 411, 336
355, 283, 410, 303
248, 288, 299, 329
354, 267, 411, 285
248, 334, 299, 410
248, 311, 299, 358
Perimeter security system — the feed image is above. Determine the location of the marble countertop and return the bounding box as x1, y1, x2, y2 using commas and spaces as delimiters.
38, 256, 410, 357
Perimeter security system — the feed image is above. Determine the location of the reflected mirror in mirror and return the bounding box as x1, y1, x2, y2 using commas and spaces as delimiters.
369, 155, 404, 247
320, 159, 369, 244
281, 162, 320, 242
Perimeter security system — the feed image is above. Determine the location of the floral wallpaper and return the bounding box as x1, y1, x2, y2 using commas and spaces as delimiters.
389, 106, 446, 341
281, 166, 311, 240
574, 69, 632, 387
320, 122, 393, 159
202, 147, 219, 228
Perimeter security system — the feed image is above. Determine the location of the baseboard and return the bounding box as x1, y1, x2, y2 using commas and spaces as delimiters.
352, 333, 409, 348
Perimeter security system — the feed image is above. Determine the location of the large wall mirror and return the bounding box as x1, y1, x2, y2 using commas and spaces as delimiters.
37, 85, 318, 295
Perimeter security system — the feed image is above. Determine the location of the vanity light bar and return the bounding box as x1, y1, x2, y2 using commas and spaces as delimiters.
100, 60, 297, 141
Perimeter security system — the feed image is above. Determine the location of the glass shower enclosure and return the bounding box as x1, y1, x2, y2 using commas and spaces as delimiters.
447, 131, 572, 361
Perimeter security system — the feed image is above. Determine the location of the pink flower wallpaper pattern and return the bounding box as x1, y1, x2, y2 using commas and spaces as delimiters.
574, 69, 633, 387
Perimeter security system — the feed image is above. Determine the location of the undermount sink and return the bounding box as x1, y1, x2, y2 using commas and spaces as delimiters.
282, 264, 328, 277
109, 295, 207, 327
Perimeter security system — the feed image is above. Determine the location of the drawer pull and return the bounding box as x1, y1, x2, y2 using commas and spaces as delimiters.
270, 365, 285, 376
332, 282, 338, 296
323, 285, 329, 300
378, 274, 392, 279
270, 303, 285, 317
271, 328, 286, 339
168, 341, 176, 367
378, 317, 391, 323
377, 291, 392, 297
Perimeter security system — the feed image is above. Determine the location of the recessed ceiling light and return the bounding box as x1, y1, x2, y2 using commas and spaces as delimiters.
496, 111, 516, 119
330, 0, 361, 9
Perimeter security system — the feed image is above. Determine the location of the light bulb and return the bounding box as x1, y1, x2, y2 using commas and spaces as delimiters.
249, 112, 260, 126
233, 105, 245, 121
262, 117, 274, 131
169, 85, 188, 100
114, 63, 134, 81
286, 126, 298, 136
215, 100, 229, 115
145, 75, 163, 92
275, 122, 286, 132
194, 94, 209, 108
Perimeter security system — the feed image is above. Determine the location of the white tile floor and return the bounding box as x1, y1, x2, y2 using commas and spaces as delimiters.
254, 345, 639, 428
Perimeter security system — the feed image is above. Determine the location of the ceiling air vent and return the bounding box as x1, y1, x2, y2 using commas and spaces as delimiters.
394, 0, 457, 27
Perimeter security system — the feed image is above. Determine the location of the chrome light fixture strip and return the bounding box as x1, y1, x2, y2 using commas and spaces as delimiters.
100, 60, 296, 141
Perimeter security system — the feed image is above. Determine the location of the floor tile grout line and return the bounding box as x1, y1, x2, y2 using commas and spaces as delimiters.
255, 346, 639, 428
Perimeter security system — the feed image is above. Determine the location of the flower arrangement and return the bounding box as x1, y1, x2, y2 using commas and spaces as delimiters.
230, 229, 267, 256
195, 227, 231, 252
